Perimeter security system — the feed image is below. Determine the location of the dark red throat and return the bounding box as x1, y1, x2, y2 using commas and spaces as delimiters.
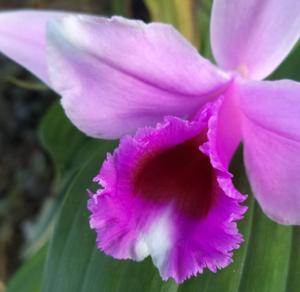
133, 133, 215, 219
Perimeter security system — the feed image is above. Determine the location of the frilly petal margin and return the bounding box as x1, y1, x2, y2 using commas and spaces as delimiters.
88, 98, 246, 283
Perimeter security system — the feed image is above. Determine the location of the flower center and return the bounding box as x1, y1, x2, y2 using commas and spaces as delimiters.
236, 64, 249, 78
133, 133, 215, 219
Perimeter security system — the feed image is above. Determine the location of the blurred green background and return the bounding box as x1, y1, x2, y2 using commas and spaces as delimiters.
1, 1, 300, 292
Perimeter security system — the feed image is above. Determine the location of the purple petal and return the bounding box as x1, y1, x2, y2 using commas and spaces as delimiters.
0, 10, 68, 85
210, 80, 242, 169
239, 79, 300, 224
211, 0, 300, 80
47, 15, 229, 139
88, 98, 246, 283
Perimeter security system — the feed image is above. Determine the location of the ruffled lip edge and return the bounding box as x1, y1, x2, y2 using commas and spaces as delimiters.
87, 96, 248, 283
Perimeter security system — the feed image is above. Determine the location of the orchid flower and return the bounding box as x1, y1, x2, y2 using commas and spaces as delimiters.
1, 0, 300, 283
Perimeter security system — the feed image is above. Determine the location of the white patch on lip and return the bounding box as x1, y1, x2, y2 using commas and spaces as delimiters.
134, 207, 173, 270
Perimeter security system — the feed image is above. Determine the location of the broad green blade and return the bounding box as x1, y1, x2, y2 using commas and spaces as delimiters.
111, 0, 131, 16
270, 42, 300, 81
39, 102, 101, 176
286, 228, 300, 292
22, 102, 105, 258
238, 204, 292, 292
145, 0, 199, 48
7, 245, 47, 292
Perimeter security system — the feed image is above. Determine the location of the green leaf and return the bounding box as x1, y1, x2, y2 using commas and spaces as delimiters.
286, 228, 300, 292
238, 204, 292, 292
7, 245, 47, 292
5, 76, 48, 91
270, 42, 300, 81
145, 0, 200, 48
111, 0, 131, 16
39, 101, 101, 177
197, 0, 214, 60
22, 102, 105, 258
6, 76, 48, 91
